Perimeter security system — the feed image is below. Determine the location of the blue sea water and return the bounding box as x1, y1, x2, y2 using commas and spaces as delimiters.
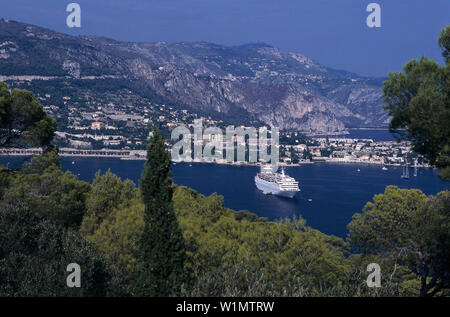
2, 156, 444, 238
1, 129, 448, 238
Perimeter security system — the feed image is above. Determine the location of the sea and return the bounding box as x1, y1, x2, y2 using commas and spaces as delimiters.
1, 130, 448, 238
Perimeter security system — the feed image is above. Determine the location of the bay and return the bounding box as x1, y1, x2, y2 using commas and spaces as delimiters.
1, 155, 448, 238
61, 158, 449, 238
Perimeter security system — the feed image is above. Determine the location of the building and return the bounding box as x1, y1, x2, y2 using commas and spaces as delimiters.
91, 122, 103, 130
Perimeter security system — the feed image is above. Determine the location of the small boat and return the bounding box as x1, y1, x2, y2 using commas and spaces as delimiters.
71, 161, 75, 165
401, 163, 409, 179
382, 166, 388, 171
308, 198, 313, 202
357, 168, 361, 172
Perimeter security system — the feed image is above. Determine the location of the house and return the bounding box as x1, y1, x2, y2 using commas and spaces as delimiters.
91, 122, 103, 130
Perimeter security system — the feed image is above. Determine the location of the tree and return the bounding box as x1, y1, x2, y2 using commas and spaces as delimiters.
348, 186, 450, 296
382, 26, 450, 179
2, 164, 91, 228
290, 147, 299, 164
414, 191, 450, 296
134, 127, 186, 296
80, 170, 137, 236
88, 201, 145, 276
0, 82, 56, 148
173, 185, 350, 297
0, 203, 125, 296
438, 26, 450, 63
22, 146, 61, 174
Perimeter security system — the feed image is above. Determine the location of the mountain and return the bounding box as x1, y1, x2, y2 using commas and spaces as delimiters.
0, 20, 389, 133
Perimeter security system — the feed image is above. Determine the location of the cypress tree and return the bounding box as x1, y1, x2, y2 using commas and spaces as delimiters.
135, 127, 186, 296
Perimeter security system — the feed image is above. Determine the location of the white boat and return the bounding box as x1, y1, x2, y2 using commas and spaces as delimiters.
401, 164, 409, 179
382, 166, 388, 171
255, 165, 300, 198
413, 159, 418, 177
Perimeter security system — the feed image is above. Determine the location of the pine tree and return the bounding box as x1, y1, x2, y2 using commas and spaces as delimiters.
134, 127, 186, 296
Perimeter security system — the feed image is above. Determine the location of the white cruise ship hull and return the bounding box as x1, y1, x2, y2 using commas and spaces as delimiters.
254, 176, 299, 198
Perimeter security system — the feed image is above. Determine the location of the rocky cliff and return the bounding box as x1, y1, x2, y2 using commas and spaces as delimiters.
0, 20, 389, 132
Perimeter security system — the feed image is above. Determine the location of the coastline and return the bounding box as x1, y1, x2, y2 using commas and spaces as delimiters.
0, 147, 431, 168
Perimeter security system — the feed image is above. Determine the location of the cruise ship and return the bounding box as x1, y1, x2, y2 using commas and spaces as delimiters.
255, 165, 300, 198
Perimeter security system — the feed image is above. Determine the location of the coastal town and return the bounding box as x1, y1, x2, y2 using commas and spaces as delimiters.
0, 133, 429, 168
279, 135, 427, 167
0, 82, 429, 168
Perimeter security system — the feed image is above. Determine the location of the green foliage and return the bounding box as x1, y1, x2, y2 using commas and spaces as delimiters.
439, 26, 450, 63
234, 209, 268, 222
22, 146, 61, 174
88, 201, 145, 276
8, 159, 442, 297
0, 164, 15, 200
348, 186, 427, 254
382, 26, 450, 180
173, 186, 349, 296
139, 128, 174, 211
0, 81, 56, 148
348, 186, 450, 296
80, 170, 137, 236
339, 254, 418, 297
414, 191, 450, 296
0, 203, 125, 296
90, 183, 352, 296
2, 164, 90, 228
134, 128, 186, 296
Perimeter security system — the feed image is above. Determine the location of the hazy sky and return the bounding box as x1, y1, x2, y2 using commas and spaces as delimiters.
2, 0, 449, 76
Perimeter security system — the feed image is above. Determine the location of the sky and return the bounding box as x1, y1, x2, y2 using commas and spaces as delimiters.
1, 0, 449, 77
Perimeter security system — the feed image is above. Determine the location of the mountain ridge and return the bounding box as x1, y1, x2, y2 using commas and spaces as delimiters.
0, 19, 389, 132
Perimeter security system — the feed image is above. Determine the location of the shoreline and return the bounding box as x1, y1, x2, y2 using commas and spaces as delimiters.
0, 149, 431, 169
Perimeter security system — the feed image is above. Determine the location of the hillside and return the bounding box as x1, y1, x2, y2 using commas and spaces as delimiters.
0, 19, 389, 133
